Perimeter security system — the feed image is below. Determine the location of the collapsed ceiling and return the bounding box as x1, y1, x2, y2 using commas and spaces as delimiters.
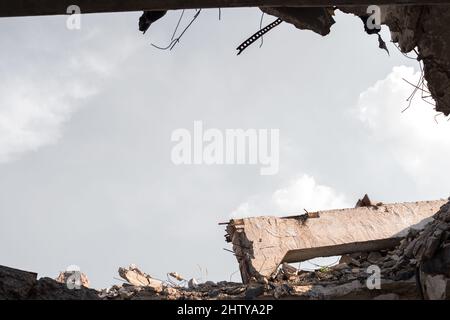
268, 5, 450, 115
1, 2, 449, 114
137, 4, 450, 115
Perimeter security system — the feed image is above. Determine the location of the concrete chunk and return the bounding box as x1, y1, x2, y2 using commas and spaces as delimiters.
226, 199, 447, 283
118, 265, 163, 291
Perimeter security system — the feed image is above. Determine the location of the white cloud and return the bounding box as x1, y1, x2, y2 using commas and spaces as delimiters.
357, 65, 450, 188
272, 174, 349, 212
231, 174, 349, 218
0, 73, 95, 163
0, 27, 141, 164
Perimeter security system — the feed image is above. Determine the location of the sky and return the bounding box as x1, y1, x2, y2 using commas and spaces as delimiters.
0, 8, 449, 289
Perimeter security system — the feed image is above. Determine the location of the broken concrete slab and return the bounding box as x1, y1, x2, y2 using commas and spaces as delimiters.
402, 201, 450, 299
118, 265, 163, 291
270, 277, 418, 300
260, 7, 335, 36
226, 199, 447, 283
355, 194, 380, 208
422, 273, 450, 300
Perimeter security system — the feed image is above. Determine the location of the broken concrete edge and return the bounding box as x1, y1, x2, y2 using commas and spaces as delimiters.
340, 5, 450, 115
225, 199, 448, 283
282, 238, 403, 263
118, 265, 164, 291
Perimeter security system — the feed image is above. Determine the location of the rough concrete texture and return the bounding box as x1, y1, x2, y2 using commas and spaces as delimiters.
263, 5, 450, 115
260, 7, 336, 36
383, 5, 450, 115
226, 200, 446, 282
336, 5, 450, 115
404, 200, 450, 299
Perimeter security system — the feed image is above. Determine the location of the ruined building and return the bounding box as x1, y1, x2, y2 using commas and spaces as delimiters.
0, 1, 450, 300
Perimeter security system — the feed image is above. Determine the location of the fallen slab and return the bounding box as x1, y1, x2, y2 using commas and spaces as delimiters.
225, 199, 447, 283
118, 264, 163, 291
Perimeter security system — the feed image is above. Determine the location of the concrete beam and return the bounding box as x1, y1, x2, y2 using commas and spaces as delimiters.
1, 1, 450, 17
225, 199, 447, 283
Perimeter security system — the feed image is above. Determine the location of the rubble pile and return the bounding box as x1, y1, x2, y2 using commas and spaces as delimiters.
225, 199, 445, 283
406, 201, 450, 299
97, 258, 418, 300
1, 200, 449, 300
99, 279, 248, 300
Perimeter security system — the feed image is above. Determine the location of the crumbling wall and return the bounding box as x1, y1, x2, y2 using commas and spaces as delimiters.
404, 201, 450, 299
382, 5, 450, 115
263, 5, 450, 115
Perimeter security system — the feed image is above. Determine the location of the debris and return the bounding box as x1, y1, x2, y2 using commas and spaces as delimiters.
422, 274, 450, 300
188, 278, 198, 289
204, 280, 216, 287
343, 5, 450, 115
332, 263, 349, 271
2, 199, 450, 300
281, 263, 298, 276
355, 194, 373, 207
226, 199, 445, 282
236, 18, 282, 55
244, 284, 265, 299
260, 7, 335, 36
168, 272, 185, 282
118, 265, 163, 291
367, 251, 383, 264
139, 11, 167, 34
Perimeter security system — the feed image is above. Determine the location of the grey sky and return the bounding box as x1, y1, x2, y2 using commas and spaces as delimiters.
0, 8, 449, 288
